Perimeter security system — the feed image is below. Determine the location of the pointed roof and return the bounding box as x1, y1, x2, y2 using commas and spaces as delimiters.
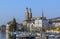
29, 8, 32, 13
41, 9, 46, 20
7, 18, 16, 24
12, 18, 16, 23
42, 10, 44, 17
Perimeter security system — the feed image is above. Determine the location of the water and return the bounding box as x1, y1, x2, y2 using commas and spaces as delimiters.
0, 31, 6, 39
0, 30, 60, 39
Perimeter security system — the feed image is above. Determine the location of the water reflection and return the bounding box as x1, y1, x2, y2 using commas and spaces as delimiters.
0, 31, 6, 39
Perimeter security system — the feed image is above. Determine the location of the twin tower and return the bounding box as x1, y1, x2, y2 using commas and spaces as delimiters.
25, 8, 32, 20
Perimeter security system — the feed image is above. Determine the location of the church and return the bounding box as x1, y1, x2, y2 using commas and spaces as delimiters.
6, 8, 60, 33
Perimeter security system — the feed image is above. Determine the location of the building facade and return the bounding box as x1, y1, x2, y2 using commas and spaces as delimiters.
6, 8, 60, 35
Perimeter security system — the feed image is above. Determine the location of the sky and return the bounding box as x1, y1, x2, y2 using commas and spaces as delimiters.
0, 0, 60, 25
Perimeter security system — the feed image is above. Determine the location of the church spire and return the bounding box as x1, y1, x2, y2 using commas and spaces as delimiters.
25, 7, 29, 20
42, 9, 46, 20
29, 8, 32, 19
29, 8, 32, 13
42, 10, 44, 17
13, 18, 16, 23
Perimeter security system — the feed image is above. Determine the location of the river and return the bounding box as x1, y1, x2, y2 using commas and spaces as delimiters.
0, 30, 60, 39
0, 31, 6, 39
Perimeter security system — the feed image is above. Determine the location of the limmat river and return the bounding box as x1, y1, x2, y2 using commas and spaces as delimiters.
0, 31, 6, 39
0, 30, 60, 39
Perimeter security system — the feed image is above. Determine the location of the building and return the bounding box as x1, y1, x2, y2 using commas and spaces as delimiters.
22, 8, 60, 33
25, 7, 32, 20
6, 18, 17, 39
0, 25, 6, 32
5, 8, 60, 37
5, 8, 60, 39
46, 17, 60, 33
22, 8, 49, 33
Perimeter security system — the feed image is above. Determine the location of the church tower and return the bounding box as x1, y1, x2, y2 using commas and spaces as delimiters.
25, 7, 29, 20
42, 10, 46, 20
42, 10, 44, 18
29, 8, 32, 19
